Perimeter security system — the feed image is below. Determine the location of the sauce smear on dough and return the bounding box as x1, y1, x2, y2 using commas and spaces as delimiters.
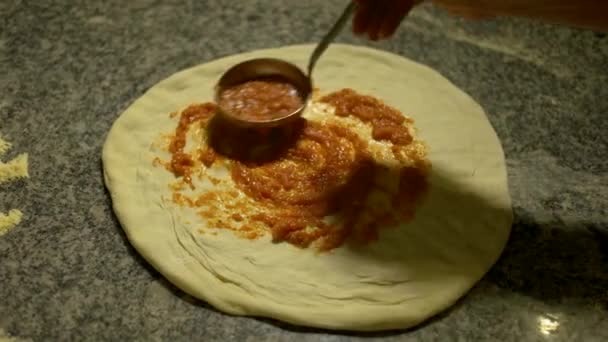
232, 121, 376, 250
219, 78, 303, 121
168, 103, 216, 186
320, 88, 413, 146
160, 89, 430, 251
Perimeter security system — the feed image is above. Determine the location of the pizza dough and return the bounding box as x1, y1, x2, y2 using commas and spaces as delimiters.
102, 44, 512, 331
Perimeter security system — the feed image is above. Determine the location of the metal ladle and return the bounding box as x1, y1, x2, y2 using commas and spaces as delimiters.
214, 2, 358, 128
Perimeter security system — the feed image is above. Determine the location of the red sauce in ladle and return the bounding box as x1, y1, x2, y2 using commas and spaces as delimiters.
218, 78, 303, 121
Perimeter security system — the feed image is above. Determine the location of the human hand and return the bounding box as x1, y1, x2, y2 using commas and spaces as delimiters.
433, 0, 608, 30
352, 0, 608, 39
352, 0, 420, 40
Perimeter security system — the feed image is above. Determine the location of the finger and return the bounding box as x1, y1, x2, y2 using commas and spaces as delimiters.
353, 0, 374, 35
366, 0, 390, 40
378, 0, 415, 39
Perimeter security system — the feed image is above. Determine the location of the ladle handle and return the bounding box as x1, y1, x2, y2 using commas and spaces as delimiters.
307, 2, 358, 77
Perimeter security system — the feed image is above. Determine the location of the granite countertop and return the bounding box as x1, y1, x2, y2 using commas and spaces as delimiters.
1, 0, 607, 340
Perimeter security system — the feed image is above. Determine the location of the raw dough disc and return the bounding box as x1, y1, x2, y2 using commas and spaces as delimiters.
102, 44, 512, 331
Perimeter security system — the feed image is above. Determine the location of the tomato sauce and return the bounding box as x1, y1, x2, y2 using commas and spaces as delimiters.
320, 88, 413, 147
168, 103, 216, 186
161, 88, 430, 251
219, 78, 303, 121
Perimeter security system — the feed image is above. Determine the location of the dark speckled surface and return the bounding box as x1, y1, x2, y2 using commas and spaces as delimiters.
1, 0, 607, 341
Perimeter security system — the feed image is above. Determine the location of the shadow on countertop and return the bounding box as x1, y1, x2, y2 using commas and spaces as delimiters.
487, 208, 608, 309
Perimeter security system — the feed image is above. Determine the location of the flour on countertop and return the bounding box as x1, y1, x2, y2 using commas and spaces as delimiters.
0, 135, 11, 156
0, 209, 23, 236
0, 132, 29, 237
0, 154, 29, 184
